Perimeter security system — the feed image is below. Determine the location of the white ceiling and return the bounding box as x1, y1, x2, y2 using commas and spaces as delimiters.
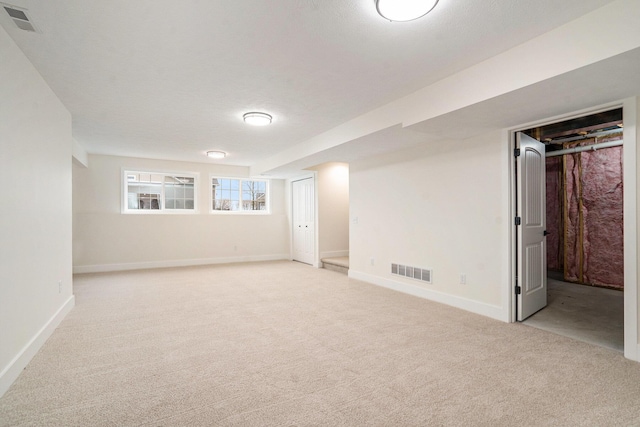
0, 0, 620, 169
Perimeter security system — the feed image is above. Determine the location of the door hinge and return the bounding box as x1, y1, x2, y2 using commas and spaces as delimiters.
515, 286, 521, 295
515, 217, 521, 226
514, 148, 521, 157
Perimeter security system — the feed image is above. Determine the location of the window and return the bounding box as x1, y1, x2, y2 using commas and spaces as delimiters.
124, 171, 197, 213
211, 177, 268, 213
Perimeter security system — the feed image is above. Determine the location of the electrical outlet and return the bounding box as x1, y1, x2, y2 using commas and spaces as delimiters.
460, 274, 466, 285
58, 280, 62, 293
370, 257, 375, 266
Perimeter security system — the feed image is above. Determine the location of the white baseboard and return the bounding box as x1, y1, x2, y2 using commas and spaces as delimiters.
73, 253, 290, 274
348, 270, 506, 322
626, 343, 640, 362
319, 250, 349, 259
0, 295, 75, 398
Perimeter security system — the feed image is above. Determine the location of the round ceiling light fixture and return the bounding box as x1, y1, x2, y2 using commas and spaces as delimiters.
375, 0, 439, 22
206, 150, 226, 159
243, 112, 272, 126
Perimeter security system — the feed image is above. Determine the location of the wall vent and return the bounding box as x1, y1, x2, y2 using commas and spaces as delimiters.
391, 263, 432, 284
2, 4, 38, 32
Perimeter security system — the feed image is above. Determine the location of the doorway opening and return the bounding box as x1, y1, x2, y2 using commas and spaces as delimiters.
516, 108, 624, 351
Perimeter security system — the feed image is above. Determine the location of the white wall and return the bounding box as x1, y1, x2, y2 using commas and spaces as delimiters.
310, 162, 349, 259
349, 131, 509, 320
629, 97, 640, 360
0, 26, 74, 396
73, 154, 289, 272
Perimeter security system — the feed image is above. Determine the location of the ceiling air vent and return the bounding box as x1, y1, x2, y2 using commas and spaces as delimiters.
2, 3, 38, 32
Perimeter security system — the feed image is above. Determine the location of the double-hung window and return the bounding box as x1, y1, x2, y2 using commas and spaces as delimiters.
124, 171, 197, 213
211, 177, 269, 213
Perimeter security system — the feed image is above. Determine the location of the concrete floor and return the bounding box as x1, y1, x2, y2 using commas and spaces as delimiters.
523, 275, 624, 352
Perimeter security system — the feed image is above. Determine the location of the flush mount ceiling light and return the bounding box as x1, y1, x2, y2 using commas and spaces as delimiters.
243, 112, 272, 126
206, 151, 226, 159
375, 0, 439, 22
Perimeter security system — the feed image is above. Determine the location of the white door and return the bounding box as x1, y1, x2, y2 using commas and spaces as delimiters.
292, 178, 315, 265
516, 132, 547, 320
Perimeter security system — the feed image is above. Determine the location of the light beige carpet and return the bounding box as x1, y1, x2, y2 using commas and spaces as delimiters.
1, 261, 640, 426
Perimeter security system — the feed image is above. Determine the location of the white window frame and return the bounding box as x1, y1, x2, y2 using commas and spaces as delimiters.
122, 169, 199, 214
209, 175, 270, 214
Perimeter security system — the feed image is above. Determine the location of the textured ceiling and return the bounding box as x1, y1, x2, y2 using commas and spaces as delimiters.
0, 0, 619, 167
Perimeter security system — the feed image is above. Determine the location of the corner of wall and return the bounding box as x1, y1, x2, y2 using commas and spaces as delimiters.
0, 296, 75, 397
72, 139, 89, 168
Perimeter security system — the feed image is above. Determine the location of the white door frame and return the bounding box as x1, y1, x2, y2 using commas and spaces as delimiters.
507, 98, 638, 361
288, 172, 320, 267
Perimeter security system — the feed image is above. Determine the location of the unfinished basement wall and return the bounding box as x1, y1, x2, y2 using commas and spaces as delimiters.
546, 156, 564, 272
72, 154, 289, 272
349, 130, 508, 320
546, 135, 624, 289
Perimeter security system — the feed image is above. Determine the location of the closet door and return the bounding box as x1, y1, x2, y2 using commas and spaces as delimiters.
517, 132, 547, 320
292, 178, 315, 265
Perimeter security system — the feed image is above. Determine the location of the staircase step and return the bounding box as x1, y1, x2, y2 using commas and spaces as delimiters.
321, 256, 349, 275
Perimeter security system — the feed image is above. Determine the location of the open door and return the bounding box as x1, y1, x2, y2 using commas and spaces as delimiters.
516, 132, 547, 320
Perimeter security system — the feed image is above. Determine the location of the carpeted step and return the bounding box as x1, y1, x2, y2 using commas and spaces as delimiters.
321, 256, 349, 274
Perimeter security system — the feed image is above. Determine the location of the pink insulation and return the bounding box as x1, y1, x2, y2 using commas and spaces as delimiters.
564, 151, 581, 283
580, 144, 624, 288
557, 137, 624, 289
545, 156, 563, 272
